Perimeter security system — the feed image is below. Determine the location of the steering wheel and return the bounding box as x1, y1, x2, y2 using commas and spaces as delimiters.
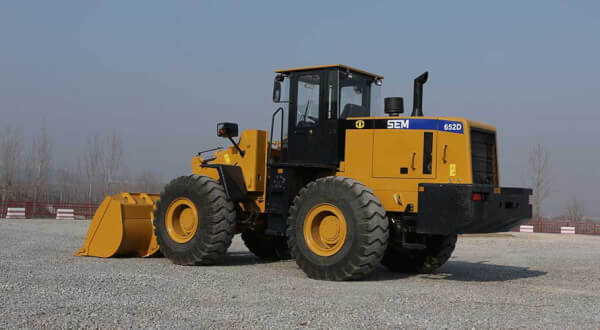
297, 115, 318, 128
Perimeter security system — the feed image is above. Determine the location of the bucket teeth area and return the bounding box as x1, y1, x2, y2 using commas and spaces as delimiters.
75, 193, 160, 258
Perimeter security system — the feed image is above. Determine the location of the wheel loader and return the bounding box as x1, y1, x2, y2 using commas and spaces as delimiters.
76, 64, 532, 281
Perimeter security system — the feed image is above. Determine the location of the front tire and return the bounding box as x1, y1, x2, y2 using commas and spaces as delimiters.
153, 175, 236, 265
287, 176, 389, 281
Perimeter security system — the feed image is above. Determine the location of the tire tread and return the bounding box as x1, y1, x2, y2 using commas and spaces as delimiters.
287, 176, 389, 281
153, 175, 236, 265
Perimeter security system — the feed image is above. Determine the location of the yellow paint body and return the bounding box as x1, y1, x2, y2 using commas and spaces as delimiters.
75, 193, 160, 258
186, 117, 496, 216
338, 116, 497, 212
191, 129, 269, 212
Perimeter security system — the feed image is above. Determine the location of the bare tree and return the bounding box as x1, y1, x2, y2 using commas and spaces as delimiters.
0, 126, 23, 201
73, 158, 87, 203
566, 196, 584, 223
28, 123, 52, 206
83, 135, 104, 203
57, 163, 79, 203
528, 143, 550, 220
104, 129, 123, 195
133, 170, 164, 193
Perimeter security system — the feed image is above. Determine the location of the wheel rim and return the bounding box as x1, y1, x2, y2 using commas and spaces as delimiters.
165, 198, 198, 243
303, 203, 347, 256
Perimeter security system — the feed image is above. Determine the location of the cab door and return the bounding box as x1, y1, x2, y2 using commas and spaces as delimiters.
286, 70, 339, 166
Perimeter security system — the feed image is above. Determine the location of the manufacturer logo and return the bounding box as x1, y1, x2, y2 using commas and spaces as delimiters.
355, 120, 365, 129
387, 119, 410, 129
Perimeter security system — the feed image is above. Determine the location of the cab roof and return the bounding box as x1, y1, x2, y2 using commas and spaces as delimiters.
275, 64, 384, 80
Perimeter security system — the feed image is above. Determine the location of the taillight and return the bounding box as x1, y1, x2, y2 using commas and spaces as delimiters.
472, 193, 485, 201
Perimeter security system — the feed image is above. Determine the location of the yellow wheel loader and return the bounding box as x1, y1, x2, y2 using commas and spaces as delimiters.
76, 64, 532, 281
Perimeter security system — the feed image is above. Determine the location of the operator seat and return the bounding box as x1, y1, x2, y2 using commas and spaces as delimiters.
340, 103, 368, 118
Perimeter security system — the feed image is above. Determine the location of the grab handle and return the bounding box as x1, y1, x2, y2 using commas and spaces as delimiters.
268, 107, 284, 164
443, 145, 448, 163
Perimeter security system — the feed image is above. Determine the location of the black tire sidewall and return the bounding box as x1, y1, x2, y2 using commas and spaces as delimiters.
291, 178, 385, 277
154, 176, 234, 263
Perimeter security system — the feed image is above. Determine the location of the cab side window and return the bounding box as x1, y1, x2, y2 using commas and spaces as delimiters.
339, 74, 370, 119
296, 74, 320, 127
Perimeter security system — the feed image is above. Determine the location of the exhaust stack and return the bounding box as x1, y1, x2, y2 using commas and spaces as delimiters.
411, 72, 429, 117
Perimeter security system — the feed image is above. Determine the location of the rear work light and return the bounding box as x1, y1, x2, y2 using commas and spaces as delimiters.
472, 192, 485, 201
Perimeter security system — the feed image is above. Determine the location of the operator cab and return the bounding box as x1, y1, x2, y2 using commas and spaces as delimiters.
272, 64, 384, 167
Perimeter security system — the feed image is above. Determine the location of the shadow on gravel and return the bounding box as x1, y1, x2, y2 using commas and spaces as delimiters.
362, 267, 412, 281
363, 261, 547, 282
220, 251, 284, 266
430, 261, 547, 282
142, 251, 546, 282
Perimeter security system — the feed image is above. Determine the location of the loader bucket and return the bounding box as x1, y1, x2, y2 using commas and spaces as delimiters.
75, 193, 160, 258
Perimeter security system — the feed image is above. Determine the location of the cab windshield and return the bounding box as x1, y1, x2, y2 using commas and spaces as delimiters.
338, 71, 382, 118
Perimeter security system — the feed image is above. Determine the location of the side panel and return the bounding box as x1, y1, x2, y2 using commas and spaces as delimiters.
436, 130, 472, 184
339, 117, 472, 213
340, 128, 373, 181
372, 130, 437, 179
237, 130, 268, 192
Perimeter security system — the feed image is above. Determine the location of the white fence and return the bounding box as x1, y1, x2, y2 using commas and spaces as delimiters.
5, 207, 26, 219
56, 209, 75, 220
519, 225, 534, 233
560, 226, 576, 234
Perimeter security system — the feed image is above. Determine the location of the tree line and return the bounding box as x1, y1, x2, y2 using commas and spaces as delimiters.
0, 123, 588, 220
0, 124, 164, 205
528, 143, 586, 222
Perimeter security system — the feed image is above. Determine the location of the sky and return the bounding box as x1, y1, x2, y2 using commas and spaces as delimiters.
1, 1, 599, 216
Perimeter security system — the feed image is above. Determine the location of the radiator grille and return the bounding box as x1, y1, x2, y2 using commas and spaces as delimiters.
471, 129, 498, 185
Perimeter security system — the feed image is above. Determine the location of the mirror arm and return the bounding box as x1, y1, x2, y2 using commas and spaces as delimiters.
228, 137, 245, 157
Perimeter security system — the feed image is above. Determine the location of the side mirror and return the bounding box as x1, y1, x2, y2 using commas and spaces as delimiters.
217, 122, 238, 138
273, 74, 285, 103
273, 81, 281, 103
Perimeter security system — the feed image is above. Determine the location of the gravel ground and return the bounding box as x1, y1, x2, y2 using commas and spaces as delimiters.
1, 219, 599, 329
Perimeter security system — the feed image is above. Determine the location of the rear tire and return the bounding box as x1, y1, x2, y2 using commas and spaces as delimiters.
241, 229, 291, 260
154, 175, 236, 265
381, 234, 457, 273
287, 176, 389, 281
